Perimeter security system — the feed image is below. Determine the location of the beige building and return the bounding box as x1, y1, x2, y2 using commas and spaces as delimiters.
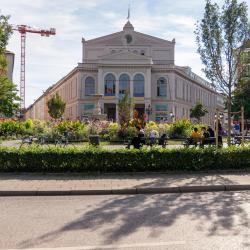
26, 21, 224, 124
5, 50, 15, 81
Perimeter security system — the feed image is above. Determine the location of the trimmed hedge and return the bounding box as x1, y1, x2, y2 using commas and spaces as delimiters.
0, 146, 250, 172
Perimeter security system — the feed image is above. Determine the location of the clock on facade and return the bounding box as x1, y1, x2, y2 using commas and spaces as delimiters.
125, 34, 133, 44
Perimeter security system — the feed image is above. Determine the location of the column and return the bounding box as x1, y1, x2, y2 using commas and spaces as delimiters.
145, 68, 152, 120
145, 68, 151, 100
97, 68, 103, 94
130, 76, 133, 97
116, 103, 119, 122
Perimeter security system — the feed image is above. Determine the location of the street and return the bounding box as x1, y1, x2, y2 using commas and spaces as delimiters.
1, 192, 250, 250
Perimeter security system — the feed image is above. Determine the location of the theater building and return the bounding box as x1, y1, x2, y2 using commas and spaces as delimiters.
26, 21, 223, 124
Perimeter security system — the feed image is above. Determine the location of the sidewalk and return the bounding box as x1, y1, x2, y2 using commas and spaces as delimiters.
0, 172, 250, 196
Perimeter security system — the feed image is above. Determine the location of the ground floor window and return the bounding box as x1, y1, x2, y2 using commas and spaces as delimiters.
155, 115, 168, 123
104, 103, 116, 121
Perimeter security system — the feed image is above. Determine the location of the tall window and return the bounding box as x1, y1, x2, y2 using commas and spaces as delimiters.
85, 77, 95, 96
104, 73, 116, 96
157, 77, 167, 97
133, 74, 144, 97
119, 74, 130, 97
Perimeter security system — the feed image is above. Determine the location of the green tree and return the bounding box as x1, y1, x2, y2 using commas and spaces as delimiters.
47, 93, 66, 120
190, 101, 208, 123
232, 42, 250, 122
0, 14, 20, 117
118, 92, 134, 130
195, 0, 250, 145
232, 78, 250, 120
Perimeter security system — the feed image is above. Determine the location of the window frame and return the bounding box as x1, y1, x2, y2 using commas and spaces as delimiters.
85, 76, 95, 96
157, 77, 167, 97
133, 74, 145, 97
104, 73, 116, 96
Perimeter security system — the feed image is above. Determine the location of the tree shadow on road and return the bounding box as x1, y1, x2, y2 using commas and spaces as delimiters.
19, 186, 250, 248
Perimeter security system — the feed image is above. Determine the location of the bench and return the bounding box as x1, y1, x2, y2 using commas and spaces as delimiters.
183, 137, 217, 148
20, 136, 35, 148
126, 136, 168, 149
231, 136, 250, 145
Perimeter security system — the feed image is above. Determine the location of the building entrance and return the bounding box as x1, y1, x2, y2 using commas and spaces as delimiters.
104, 103, 116, 121
135, 104, 145, 118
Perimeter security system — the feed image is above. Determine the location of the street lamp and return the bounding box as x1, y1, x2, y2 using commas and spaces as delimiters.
170, 112, 175, 123
145, 104, 153, 122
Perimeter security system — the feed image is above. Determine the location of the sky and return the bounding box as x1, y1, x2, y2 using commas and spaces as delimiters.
1, 0, 249, 107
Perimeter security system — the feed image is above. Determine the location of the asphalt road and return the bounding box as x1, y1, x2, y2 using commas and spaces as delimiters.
1, 192, 250, 250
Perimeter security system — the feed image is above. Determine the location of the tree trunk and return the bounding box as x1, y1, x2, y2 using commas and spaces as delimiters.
227, 96, 232, 146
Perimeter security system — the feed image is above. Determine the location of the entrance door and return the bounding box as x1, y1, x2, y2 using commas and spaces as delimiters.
135, 104, 145, 118
104, 103, 116, 121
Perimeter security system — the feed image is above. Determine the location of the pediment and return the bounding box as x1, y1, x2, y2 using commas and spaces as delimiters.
86, 30, 173, 47
133, 31, 174, 46
99, 50, 152, 65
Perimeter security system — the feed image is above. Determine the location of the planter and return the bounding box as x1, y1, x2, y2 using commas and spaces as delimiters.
89, 135, 100, 146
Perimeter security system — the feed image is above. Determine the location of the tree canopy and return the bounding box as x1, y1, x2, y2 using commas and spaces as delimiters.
0, 14, 20, 117
195, 0, 250, 144
47, 93, 66, 120
118, 92, 134, 130
190, 101, 208, 123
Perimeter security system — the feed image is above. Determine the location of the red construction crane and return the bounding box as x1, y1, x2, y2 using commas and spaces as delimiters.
12, 25, 56, 111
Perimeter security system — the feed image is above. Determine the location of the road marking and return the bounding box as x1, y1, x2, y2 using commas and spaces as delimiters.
6, 240, 186, 250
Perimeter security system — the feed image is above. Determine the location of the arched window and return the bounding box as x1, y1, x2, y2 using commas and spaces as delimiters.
119, 74, 130, 97
104, 73, 116, 96
157, 77, 167, 97
85, 76, 95, 96
133, 74, 144, 97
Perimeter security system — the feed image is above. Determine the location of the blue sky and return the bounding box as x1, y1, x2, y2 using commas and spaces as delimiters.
1, 0, 249, 106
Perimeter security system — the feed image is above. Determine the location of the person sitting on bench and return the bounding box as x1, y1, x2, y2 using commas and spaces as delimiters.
158, 133, 167, 148
200, 127, 210, 148
126, 126, 145, 149
207, 126, 215, 137
189, 127, 202, 146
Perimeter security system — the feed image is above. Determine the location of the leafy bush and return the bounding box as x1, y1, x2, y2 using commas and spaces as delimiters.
0, 120, 25, 138
0, 118, 208, 141
0, 146, 250, 172
168, 119, 192, 139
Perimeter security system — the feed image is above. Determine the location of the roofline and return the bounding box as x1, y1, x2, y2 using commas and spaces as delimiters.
25, 66, 79, 112
85, 31, 123, 43
134, 31, 174, 45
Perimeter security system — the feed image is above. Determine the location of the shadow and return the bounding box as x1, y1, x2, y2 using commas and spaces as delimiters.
18, 189, 250, 248
1, 171, 250, 184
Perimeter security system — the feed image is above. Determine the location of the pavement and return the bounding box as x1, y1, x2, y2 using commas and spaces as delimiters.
1, 172, 250, 196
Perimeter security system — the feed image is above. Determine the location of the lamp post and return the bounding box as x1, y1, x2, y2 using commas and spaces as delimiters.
145, 104, 152, 122
170, 112, 175, 123
214, 111, 225, 148
215, 110, 219, 148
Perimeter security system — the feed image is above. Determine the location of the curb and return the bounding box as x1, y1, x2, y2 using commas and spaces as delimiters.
1, 184, 250, 196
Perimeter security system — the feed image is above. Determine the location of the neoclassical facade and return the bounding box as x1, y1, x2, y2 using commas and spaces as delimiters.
26, 21, 224, 124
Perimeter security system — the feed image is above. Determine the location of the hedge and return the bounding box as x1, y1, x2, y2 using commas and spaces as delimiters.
0, 146, 250, 172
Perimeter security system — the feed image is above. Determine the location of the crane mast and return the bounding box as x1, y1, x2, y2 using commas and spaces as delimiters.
12, 25, 56, 111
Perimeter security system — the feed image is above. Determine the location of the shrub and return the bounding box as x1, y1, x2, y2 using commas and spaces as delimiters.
0, 146, 250, 172
168, 119, 192, 139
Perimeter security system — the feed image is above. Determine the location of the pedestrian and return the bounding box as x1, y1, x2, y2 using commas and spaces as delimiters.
218, 122, 223, 147
234, 122, 240, 136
